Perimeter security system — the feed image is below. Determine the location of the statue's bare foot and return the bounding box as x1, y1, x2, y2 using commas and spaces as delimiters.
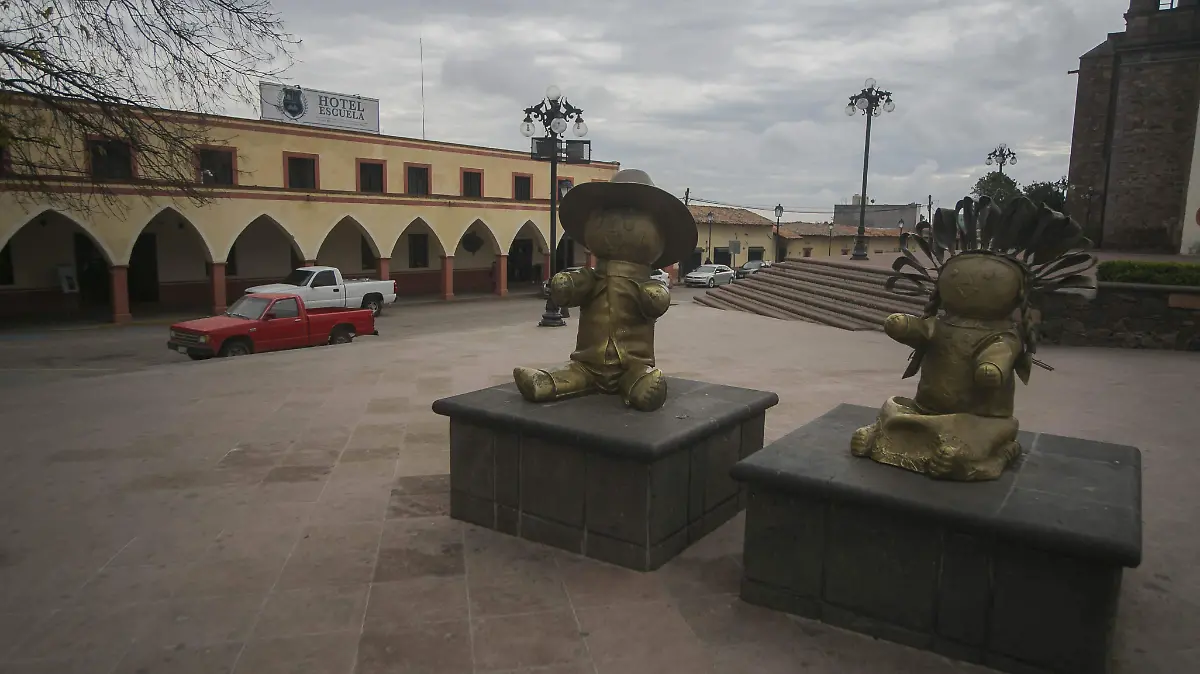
513, 367, 555, 402
625, 368, 667, 412
927, 444, 963, 479
850, 426, 875, 456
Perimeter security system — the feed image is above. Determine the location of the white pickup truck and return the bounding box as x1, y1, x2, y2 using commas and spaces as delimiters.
246, 266, 398, 317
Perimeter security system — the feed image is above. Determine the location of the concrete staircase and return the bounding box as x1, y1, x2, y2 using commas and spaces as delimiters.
693, 258, 926, 331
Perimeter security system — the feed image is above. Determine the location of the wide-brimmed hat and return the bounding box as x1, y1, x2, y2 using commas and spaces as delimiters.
559, 168, 698, 270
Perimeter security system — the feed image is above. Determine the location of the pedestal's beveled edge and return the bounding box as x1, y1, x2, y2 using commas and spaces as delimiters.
732, 403, 1144, 568
432, 378, 779, 461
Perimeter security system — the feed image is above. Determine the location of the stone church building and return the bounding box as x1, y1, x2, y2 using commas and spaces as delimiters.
1067, 0, 1200, 254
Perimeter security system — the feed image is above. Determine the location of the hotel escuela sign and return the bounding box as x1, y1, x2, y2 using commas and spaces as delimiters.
259, 82, 380, 134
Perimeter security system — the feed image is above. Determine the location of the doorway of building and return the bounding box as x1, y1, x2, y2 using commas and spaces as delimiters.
681, 249, 703, 275
509, 238, 534, 284
713, 248, 731, 267
128, 233, 159, 303
74, 233, 111, 311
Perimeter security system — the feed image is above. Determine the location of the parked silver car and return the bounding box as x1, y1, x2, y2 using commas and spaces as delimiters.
684, 264, 736, 288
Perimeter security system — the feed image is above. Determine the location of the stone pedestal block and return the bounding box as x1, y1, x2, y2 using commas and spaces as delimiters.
732, 404, 1142, 674
432, 378, 778, 571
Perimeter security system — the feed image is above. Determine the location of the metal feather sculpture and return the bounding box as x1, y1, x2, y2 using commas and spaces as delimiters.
850, 196, 1096, 482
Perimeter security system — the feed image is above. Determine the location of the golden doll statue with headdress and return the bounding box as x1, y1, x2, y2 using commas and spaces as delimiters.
850, 196, 1095, 481
513, 169, 698, 412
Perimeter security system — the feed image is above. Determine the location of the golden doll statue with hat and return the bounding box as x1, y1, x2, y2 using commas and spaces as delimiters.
513, 168, 697, 412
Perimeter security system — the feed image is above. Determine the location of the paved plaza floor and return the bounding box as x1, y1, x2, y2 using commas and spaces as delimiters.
0, 297, 1197, 673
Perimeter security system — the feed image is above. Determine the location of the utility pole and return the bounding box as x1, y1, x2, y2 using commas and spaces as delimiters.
927, 195, 933, 224
684, 188, 690, 205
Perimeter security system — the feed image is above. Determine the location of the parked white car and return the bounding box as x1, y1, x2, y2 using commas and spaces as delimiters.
246, 266, 398, 317
684, 264, 736, 288
651, 268, 671, 286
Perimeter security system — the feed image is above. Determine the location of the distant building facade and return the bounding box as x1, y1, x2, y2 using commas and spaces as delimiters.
778, 222, 901, 260
1067, 0, 1200, 254
682, 205, 779, 274
832, 197, 921, 232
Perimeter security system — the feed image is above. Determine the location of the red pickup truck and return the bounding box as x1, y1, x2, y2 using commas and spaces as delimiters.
168, 293, 377, 360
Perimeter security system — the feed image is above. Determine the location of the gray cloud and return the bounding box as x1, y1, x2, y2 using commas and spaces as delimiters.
230, 0, 1128, 219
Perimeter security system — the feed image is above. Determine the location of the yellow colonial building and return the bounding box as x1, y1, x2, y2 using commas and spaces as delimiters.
0, 104, 618, 323
682, 206, 781, 274
778, 222, 902, 260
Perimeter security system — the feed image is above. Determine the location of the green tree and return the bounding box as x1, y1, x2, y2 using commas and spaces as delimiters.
1022, 177, 1069, 212
971, 171, 1020, 205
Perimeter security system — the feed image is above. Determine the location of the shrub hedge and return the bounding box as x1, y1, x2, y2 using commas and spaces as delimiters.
1097, 260, 1200, 287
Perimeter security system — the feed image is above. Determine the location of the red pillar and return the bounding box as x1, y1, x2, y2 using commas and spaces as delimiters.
668, 264, 679, 284
377, 257, 390, 281
543, 253, 552, 281
304, 260, 317, 267
211, 262, 227, 315
494, 254, 508, 297
587, 252, 598, 268
110, 265, 131, 324
440, 255, 454, 300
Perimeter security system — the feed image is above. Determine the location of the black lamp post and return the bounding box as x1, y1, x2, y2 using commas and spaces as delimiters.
827, 223, 834, 256
705, 211, 714, 264
774, 204, 784, 262
986, 144, 1017, 175
845, 78, 895, 261
521, 85, 587, 328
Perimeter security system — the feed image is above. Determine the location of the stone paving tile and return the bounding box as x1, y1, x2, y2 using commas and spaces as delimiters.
1, 301, 1199, 672
251, 584, 369, 639
357, 620, 473, 674
234, 632, 359, 674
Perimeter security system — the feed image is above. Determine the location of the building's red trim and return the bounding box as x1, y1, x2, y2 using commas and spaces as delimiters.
512, 171, 534, 200
3, 93, 621, 167
0, 179, 556, 211
403, 162, 433, 196
355, 158, 387, 193
193, 144, 238, 185
460, 167, 484, 198
282, 151, 320, 190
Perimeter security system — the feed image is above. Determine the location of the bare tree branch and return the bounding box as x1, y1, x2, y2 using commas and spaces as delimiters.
0, 0, 297, 216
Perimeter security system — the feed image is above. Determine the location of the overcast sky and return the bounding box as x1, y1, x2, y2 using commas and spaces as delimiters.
227, 0, 1129, 222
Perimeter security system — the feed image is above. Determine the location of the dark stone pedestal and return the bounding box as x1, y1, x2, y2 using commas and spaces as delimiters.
432, 378, 778, 571
732, 404, 1142, 674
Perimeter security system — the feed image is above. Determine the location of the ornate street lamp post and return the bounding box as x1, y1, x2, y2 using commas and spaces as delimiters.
845, 78, 895, 261
986, 144, 1017, 175
521, 85, 587, 328
774, 203, 784, 263
827, 223, 834, 256
705, 211, 714, 264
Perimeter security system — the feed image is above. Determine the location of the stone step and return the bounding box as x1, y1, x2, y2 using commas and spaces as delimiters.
777, 259, 899, 287
720, 284, 879, 331
761, 264, 924, 304
737, 278, 889, 329
693, 293, 750, 314
783, 256, 898, 278
703, 288, 806, 322
752, 268, 922, 314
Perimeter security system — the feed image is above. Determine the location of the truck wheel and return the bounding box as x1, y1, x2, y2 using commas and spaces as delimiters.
219, 340, 251, 357
330, 328, 354, 345
363, 296, 383, 317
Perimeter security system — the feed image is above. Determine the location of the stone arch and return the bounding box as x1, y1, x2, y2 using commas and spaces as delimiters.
506, 220, 550, 286
388, 217, 447, 296
121, 207, 215, 309
315, 215, 382, 276
225, 215, 307, 291
453, 219, 502, 294
0, 209, 116, 265
0, 210, 117, 321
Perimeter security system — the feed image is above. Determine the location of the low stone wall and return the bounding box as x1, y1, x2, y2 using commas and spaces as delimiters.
1039, 283, 1200, 351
